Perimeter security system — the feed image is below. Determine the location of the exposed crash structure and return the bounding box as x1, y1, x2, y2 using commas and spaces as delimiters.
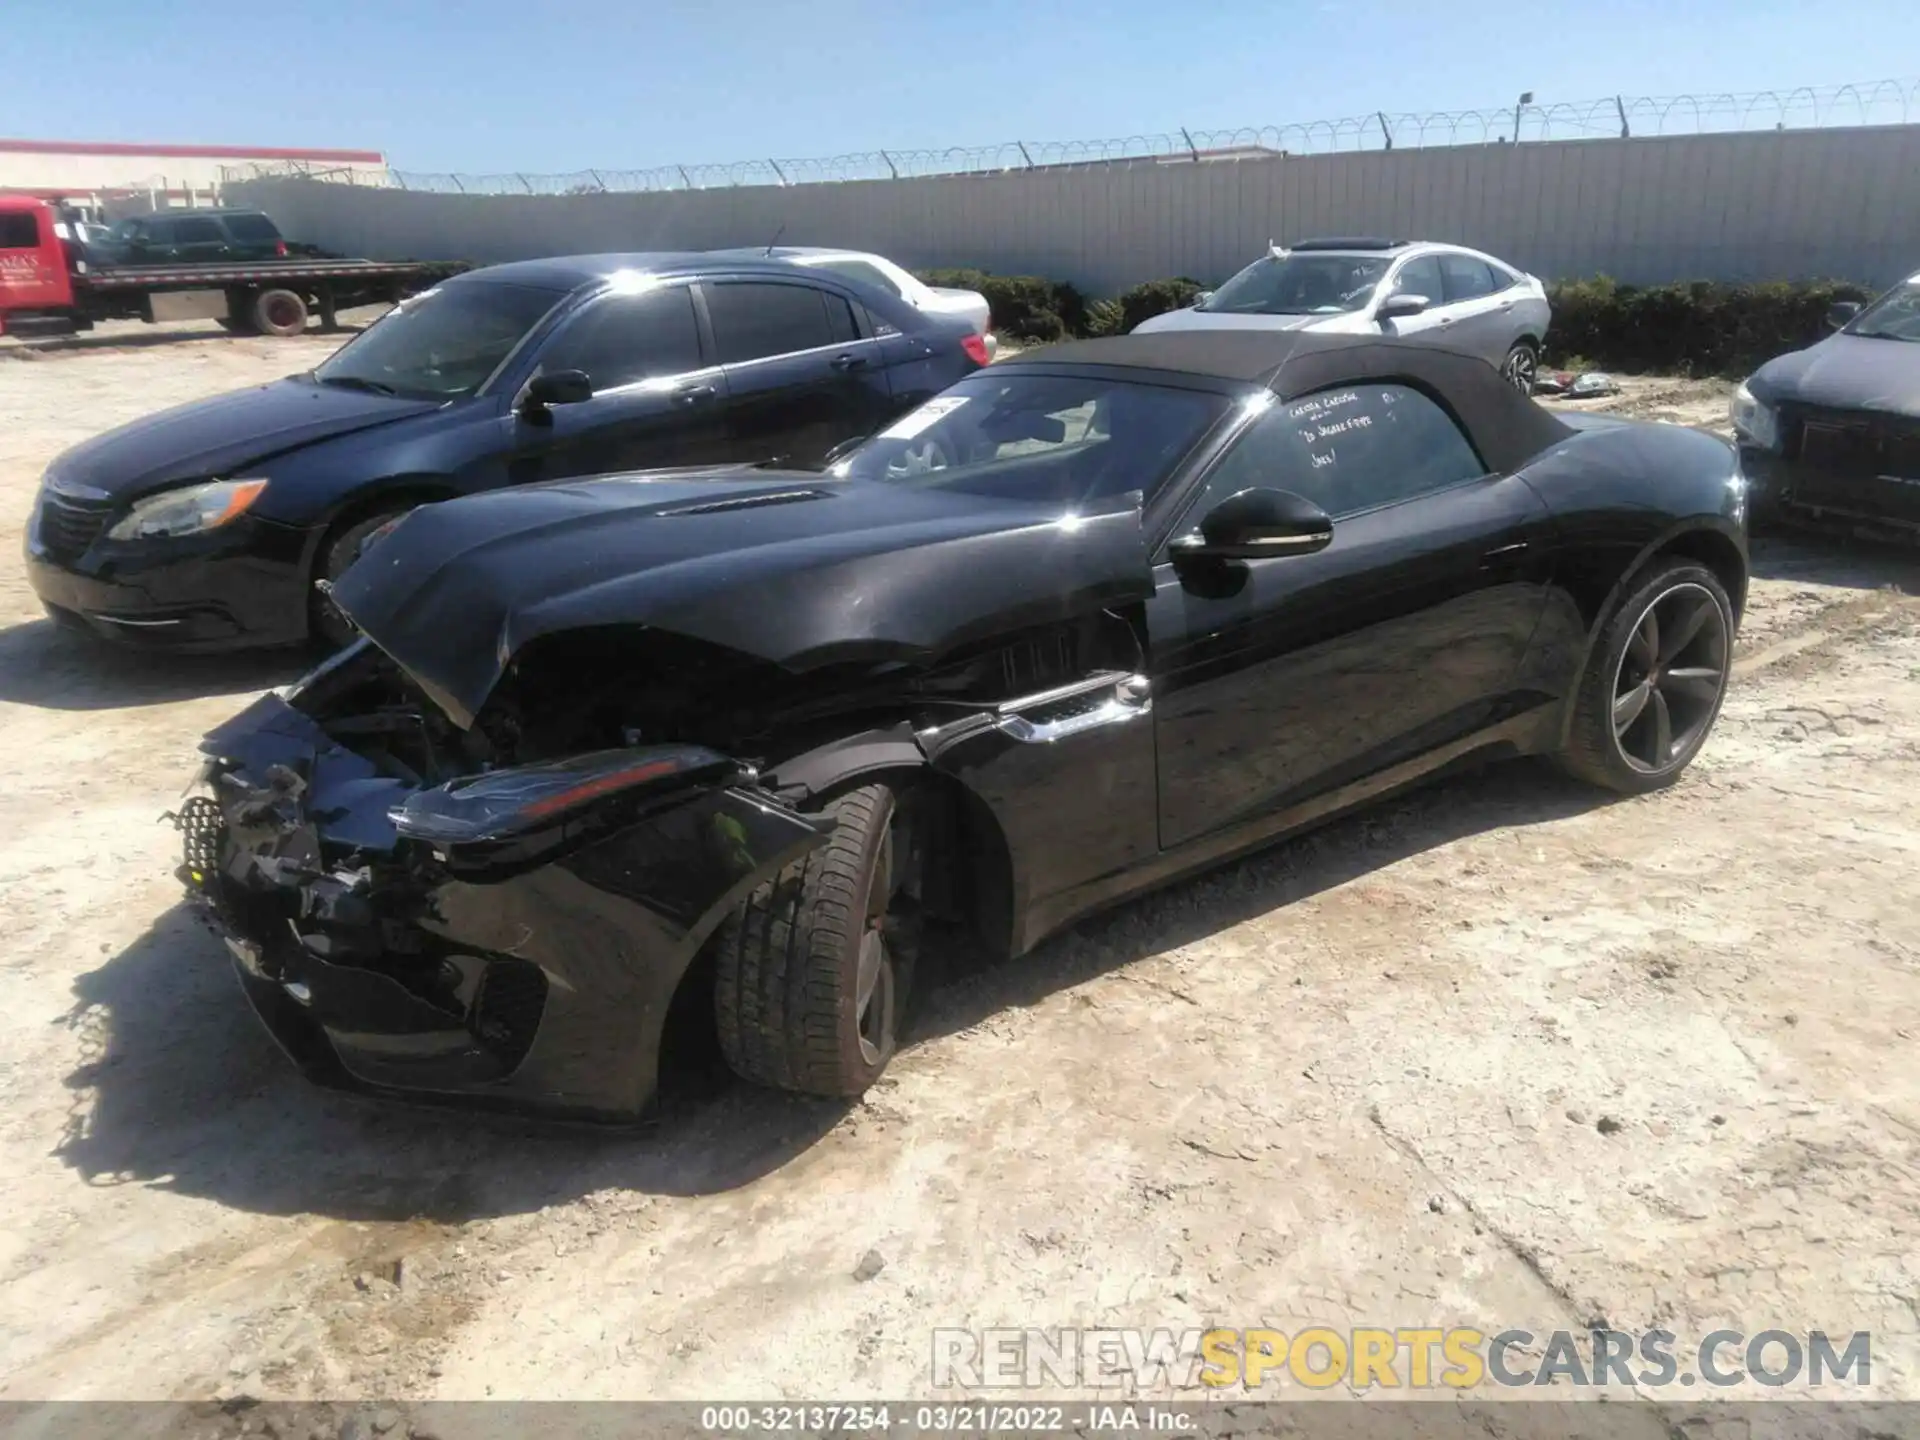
177, 330, 1749, 1122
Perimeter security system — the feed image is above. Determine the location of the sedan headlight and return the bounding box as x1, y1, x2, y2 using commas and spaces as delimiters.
1729, 381, 1779, 451
105, 478, 268, 541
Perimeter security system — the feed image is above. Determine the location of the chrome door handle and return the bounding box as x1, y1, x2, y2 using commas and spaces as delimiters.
673, 383, 717, 405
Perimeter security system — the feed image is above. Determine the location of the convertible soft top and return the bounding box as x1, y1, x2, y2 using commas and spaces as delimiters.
1012, 331, 1575, 477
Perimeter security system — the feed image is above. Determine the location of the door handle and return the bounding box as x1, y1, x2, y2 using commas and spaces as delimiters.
830, 353, 868, 371
673, 383, 717, 405
1480, 540, 1529, 570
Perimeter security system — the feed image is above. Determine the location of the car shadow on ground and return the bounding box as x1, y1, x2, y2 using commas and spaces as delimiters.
56, 755, 1605, 1224
0, 321, 372, 357
1749, 529, 1920, 591
0, 618, 308, 711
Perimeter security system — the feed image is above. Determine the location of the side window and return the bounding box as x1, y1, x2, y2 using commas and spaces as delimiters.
141, 219, 173, 245
173, 217, 226, 244
0, 213, 39, 249
543, 284, 703, 390
1174, 384, 1486, 532
705, 281, 836, 364
223, 214, 281, 242
1389, 255, 1444, 301
1439, 255, 1497, 303
823, 291, 860, 344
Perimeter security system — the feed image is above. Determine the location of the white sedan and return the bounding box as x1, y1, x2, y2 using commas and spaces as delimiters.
713, 245, 998, 357
1134, 238, 1551, 392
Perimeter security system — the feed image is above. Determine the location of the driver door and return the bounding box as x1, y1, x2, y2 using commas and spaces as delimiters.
503, 283, 733, 485
1147, 382, 1556, 851
1375, 254, 1451, 344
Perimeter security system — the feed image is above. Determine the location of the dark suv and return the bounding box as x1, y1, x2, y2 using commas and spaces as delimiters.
26, 252, 988, 651
97, 208, 287, 265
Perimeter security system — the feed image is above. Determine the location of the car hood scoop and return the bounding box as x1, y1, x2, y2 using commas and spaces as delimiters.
327, 467, 1153, 730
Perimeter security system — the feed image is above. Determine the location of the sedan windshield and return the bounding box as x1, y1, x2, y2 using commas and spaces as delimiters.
1847, 280, 1920, 342
831, 372, 1232, 509
312, 280, 562, 400
1199, 253, 1392, 316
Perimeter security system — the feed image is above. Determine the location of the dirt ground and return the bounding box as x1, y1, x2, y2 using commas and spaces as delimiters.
1, 329, 1918, 1416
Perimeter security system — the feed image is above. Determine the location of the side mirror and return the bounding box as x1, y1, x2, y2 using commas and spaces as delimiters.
1169, 487, 1333, 562
1826, 300, 1861, 330
1375, 292, 1431, 322
519, 369, 593, 414
1190, 291, 1214, 309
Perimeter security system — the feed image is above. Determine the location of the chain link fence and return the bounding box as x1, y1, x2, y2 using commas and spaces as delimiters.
221, 79, 1920, 196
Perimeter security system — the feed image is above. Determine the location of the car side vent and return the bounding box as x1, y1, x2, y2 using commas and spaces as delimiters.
656, 488, 832, 517
470, 958, 548, 1074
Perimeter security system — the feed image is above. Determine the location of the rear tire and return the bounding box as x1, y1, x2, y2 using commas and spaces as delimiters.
311, 506, 411, 648
1555, 559, 1734, 795
1502, 339, 1540, 394
712, 782, 914, 1096
252, 288, 309, 338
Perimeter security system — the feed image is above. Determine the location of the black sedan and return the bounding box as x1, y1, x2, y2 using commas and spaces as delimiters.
1734, 270, 1920, 537
175, 329, 1748, 1122
26, 252, 986, 650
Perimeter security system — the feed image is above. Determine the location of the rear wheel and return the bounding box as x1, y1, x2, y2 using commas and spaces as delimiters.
712, 781, 915, 1096
252, 288, 309, 338
1556, 559, 1734, 794
311, 506, 411, 648
1501, 339, 1539, 394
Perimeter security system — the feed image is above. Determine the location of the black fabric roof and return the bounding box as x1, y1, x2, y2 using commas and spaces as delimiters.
1013, 331, 1575, 476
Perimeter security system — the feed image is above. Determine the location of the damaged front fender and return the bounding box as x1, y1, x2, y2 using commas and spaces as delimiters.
179, 695, 833, 1122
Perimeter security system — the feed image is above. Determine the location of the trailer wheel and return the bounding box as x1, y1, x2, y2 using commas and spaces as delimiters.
252, 289, 309, 338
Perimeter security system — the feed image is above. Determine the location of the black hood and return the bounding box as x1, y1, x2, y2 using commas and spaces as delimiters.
1751, 331, 1920, 415
329, 468, 1154, 729
44, 377, 441, 500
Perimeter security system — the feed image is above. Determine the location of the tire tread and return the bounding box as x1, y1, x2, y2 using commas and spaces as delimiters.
713, 784, 895, 1096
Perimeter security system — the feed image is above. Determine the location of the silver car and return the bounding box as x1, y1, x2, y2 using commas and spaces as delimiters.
1132, 238, 1551, 391
711, 245, 998, 357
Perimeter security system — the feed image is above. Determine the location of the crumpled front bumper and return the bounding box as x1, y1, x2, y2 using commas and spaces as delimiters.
176, 693, 830, 1123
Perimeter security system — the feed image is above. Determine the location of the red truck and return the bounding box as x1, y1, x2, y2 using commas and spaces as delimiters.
0, 193, 463, 339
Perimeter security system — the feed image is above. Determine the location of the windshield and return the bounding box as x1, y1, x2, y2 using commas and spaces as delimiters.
1199, 252, 1392, 316
312, 280, 562, 400
1847, 279, 1920, 342
830, 372, 1232, 509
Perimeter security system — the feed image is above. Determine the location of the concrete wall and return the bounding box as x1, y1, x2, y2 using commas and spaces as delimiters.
229, 125, 1920, 294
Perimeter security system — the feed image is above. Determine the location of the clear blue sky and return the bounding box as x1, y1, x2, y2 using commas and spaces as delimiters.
9, 0, 1913, 174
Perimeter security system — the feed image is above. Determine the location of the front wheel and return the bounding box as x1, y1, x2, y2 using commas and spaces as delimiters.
311, 507, 411, 648
712, 781, 916, 1096
1555, 559, 1735, 794
1501, 339, 1540, 394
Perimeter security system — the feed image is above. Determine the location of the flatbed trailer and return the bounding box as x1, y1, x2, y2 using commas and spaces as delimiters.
1, 194, 464, 338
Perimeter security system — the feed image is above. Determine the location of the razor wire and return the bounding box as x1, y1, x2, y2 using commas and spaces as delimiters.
221, 78, 1920, 195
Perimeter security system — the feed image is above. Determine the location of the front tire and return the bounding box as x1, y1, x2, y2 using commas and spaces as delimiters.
311, 507, 410, 648
1555, 559, 1734, 794
712, 782, 914, 1096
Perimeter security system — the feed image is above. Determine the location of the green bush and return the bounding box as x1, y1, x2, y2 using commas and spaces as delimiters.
919, 267, 1085, 342
1542, 276, 1876, 377
1114, 276, 1204, 333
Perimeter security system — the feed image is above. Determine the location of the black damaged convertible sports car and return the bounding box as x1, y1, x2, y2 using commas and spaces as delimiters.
176, 330, 1748, 1122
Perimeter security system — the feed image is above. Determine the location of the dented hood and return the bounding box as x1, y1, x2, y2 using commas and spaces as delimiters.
328, 468, 1153, 729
